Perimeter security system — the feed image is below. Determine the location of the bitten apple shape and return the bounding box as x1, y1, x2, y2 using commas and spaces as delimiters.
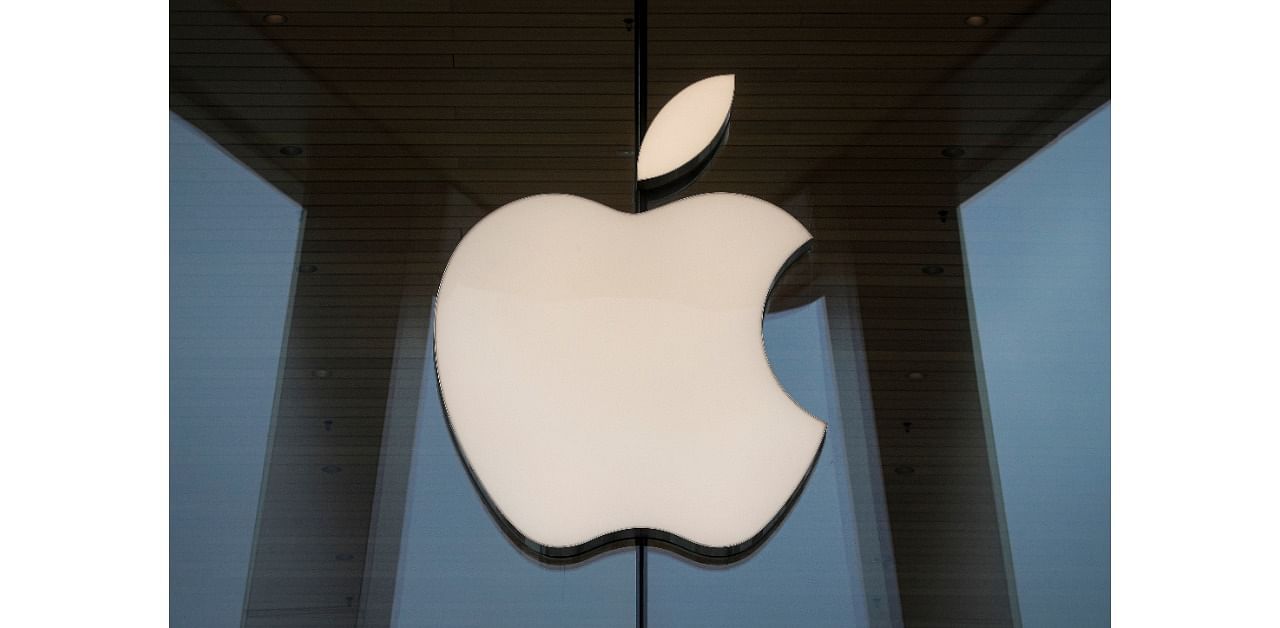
434, 75, 826, 563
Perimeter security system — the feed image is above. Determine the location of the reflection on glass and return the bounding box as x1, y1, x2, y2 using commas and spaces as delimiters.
169, 112, 303, 628
961, 104, 1111, 627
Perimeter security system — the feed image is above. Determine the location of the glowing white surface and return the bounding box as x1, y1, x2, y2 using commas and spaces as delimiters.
637, 74, 735, 182
435, 192, 826, 551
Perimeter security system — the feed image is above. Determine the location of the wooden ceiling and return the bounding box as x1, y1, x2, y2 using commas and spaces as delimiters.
171, 1, 1109, 626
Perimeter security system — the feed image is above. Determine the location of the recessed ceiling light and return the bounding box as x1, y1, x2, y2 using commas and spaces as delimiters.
894, 465, 915, 476
616, 149, 635, 157
941, 146, 966, 159
322, 465, 342, 474
965, 15, 988, 27
906, 372, 926, 381
921, 265, 944, 275
312, 369, 330, 378
279, 145, 303, 157
262, 14, 287, 26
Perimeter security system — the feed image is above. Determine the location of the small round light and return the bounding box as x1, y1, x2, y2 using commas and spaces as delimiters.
906, 372, 925, 381
335, 553, 355, 561
298, 264, 318, 274
262, 14, 287, 26
312, 369, 330, 379
941, 146, 966, 159
279, 145, 303, 157
616, 149, 635, 157
921, 265, 944, 275
322, 465, 342, 474
894, 465, 916, 476
965, 15, 988, 27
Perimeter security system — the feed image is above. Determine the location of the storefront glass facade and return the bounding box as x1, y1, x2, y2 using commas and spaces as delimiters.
171, 3, 1109, 626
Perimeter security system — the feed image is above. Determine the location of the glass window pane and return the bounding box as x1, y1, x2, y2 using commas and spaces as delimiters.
169, 112, 303, 628
170, 2, 1110, 625
960, 105, 1111, 628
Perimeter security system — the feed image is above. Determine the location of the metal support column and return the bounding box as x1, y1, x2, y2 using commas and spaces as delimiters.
632, 1, 649, 627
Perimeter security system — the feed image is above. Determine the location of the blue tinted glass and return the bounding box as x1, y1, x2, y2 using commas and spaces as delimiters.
960, 105, 1111, 628
169, 112, 303, 628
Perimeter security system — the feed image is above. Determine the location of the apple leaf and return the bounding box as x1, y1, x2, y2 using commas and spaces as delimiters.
637, 74, 735, 183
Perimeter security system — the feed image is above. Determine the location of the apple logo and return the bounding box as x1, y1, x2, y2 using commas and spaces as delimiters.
434, 75, 826, 564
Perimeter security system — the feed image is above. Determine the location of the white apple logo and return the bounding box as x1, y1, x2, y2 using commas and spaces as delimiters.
434, 75, 826, 563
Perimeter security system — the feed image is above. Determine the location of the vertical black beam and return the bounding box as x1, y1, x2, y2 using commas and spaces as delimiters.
636, 538, 647, 628
633, 2, 649, 627
633, 0, 648, 216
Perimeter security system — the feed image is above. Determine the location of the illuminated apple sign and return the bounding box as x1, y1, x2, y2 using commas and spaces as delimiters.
434, 75, 826, 564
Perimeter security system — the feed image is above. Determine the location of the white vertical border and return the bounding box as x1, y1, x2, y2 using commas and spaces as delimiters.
1114, 1, 1279, 626
1, 2, 168, 627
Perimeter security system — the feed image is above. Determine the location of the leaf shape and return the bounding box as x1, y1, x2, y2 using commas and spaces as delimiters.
637, 74, 735, 182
